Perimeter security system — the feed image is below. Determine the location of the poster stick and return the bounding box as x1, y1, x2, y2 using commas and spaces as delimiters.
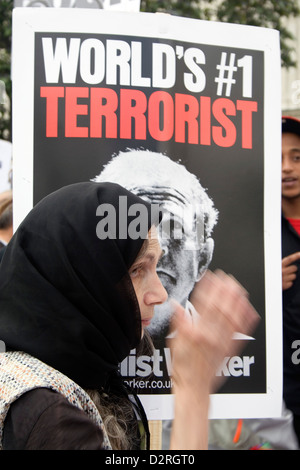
149, 420, 162, 450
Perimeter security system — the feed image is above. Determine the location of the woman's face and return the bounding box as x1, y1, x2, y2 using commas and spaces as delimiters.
129, 227, 168, 337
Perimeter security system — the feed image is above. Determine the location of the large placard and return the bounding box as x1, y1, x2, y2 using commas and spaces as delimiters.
12, 7, 282, 419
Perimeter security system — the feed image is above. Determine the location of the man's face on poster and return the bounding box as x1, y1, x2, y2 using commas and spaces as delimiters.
140, 189, 206, 337
93, 150, 216, 339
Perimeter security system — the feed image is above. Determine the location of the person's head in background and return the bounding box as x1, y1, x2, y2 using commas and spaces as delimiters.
0, 190, 13, 246
282, 116, 300, 211
93, 149, 218, 338
0, 190, 12, 204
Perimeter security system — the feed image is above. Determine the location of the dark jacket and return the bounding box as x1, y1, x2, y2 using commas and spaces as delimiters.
282, 215, 300, 416
3, 388, 105, 450
0, 246, 5, 262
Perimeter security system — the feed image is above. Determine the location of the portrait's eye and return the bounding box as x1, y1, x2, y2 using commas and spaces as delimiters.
173, 218, 184, 232
160, 215, 184, 240
169, 217, 184, 239
161, 248, 167, 257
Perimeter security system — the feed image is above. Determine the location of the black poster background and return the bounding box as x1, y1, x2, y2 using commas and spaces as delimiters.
34, 31, 265, 395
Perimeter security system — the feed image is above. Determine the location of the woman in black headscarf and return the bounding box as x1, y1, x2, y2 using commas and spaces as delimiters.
0, 182, 258, 450
0, 182, 165, 450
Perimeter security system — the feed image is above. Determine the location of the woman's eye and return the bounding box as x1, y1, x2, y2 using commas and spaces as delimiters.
130, 265, 142, 278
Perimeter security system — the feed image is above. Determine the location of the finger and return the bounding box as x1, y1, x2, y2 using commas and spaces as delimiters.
168, 299, 192, 337
190, 270, 259, 337
191, 270, 249, 325
282, 272, 297, 290
283, 280, 294, 290
283, 265, 298, 274
282, 252, 300, 267
284, 271, 297, 280
215, 269, 249, 297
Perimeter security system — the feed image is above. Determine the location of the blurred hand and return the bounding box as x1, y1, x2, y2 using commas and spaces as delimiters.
168, 270, 259, 450
169, 270, 260, 396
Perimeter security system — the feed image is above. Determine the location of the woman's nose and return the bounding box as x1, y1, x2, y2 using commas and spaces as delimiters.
146, 273, 168, 306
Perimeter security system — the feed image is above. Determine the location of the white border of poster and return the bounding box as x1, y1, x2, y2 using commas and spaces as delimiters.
12, 7, 282, 420
14, 0, 141, 11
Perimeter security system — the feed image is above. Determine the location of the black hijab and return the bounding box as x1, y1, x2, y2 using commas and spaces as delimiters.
0, 182, 160, 390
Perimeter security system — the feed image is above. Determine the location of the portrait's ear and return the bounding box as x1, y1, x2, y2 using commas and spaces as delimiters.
196, 237, 214, 281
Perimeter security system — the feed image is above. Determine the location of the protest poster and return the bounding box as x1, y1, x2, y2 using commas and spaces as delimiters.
12, 7, 282, 420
